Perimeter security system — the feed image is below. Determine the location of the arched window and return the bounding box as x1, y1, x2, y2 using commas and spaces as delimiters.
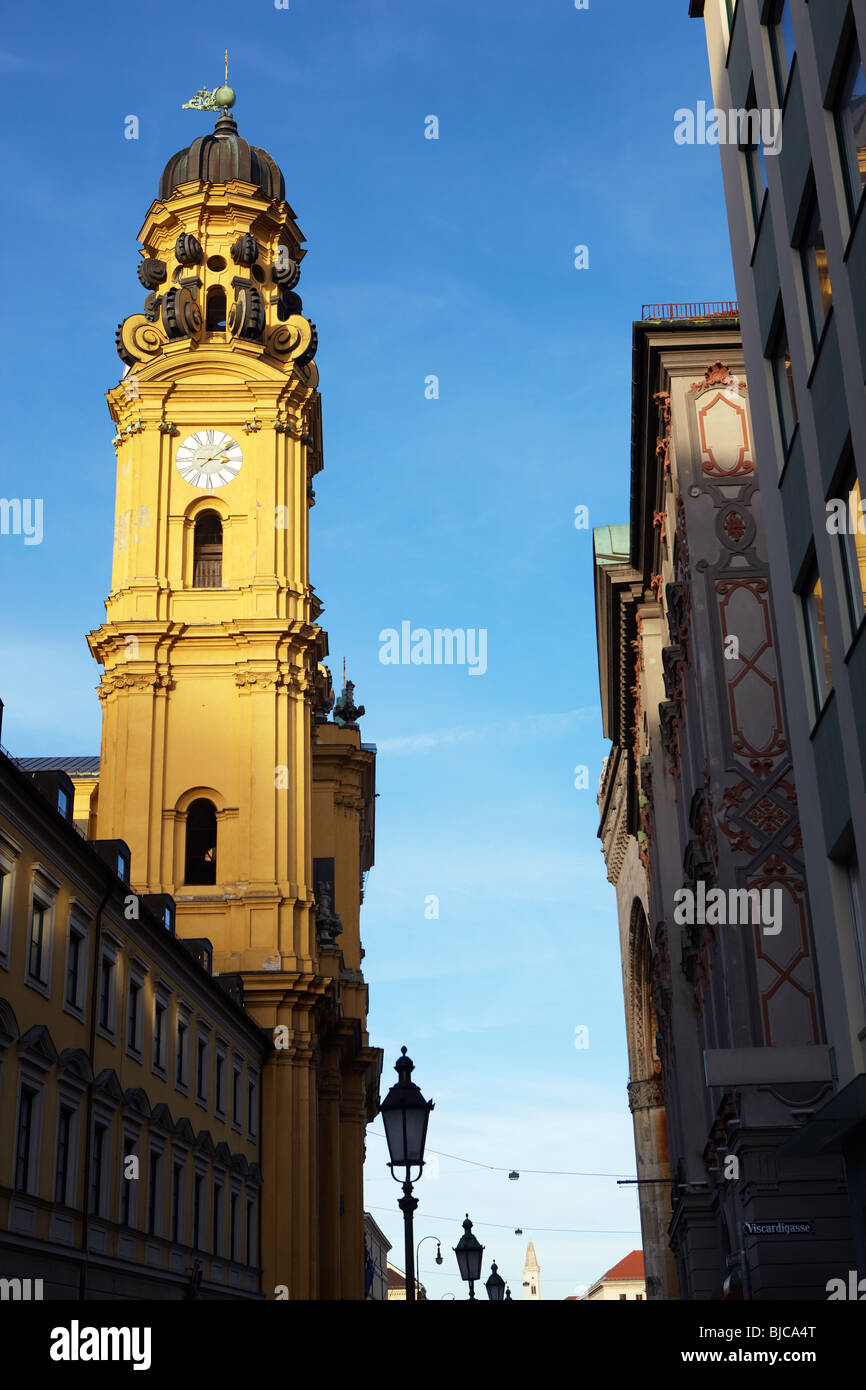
193, 511, 222, 588
185, 799, 217, 885
206, 287, 227, 331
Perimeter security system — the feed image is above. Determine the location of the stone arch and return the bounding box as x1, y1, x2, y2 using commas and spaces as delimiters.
627, 898, 661, 1089
182, 496, 231, 588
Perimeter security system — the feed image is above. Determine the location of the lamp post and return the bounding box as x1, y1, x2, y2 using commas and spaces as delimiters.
416, 1234, 443, 1300
453, 1214, 484, 1300
380, 1047, 434, 1304
485, 1261, 506, 1301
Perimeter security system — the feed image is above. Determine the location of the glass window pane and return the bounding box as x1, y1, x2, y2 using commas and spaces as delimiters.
837, 43, 866, 215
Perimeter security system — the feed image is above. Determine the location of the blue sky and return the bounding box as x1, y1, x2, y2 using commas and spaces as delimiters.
0, 0, 736, 1297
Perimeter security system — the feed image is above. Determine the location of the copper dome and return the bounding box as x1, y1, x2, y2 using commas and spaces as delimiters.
159, 112, 285, 201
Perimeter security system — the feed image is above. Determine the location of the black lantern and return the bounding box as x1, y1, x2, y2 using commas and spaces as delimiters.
453, 1214, 485, 1299
485, 1261, 506, 1301
380, 1047, 434, 1303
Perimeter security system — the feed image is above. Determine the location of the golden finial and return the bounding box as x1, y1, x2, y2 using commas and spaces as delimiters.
182, 53, 236, 113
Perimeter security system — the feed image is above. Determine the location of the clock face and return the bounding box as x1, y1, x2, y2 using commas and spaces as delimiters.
176, 430, 243, 490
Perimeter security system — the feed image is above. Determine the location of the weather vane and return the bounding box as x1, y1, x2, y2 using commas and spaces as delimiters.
182, 51, 235, 113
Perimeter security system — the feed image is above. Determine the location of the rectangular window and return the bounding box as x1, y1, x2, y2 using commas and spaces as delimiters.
148, 1149, 161, 1235
248, 1075, 257, 1137
28, 901, 47, 980
98, 955, 115, 1031
799, 187, 833, 347
196, 1035, 208, 1102
769, 0, 796, 103
835, 34, 866, 219
847, 860, 866, 1009
90, 1122, 107, 1215
128, 979, 141, 1051
232, 1063, 242, 1127
15, 1086, 37, 1192
246, 1197, 255, 1264
172, 1162, 184, 1243
193, 1173, 203, 1249
176, 1017, 188, 1087
54, 1105, 74, 1205
802, 566, 834, 714
741, 82, 768, 232
213, 1181, 223, 1256
838, 470, 866, 635
121, 1133, 137, 1226
154, 999, 166, 1070
230, 1191, 238, 1262
771, 317, 798, 457
66, 929, 83, 1007
215, 1053, 225, 1115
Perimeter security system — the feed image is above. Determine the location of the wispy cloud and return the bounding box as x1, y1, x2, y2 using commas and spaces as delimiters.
377, 707, 595, 756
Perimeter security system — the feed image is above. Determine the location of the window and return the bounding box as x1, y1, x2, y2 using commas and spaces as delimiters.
15, 1086, 37, 1192
154, 997, 167, 1071
246, 1196, 256, 1264
205, 287, 227, 331
193, 1173, 204, 1249
193, 511, 223, 588
57, 786, 69, 818
28, 900, 47, 981
835, 33, 866, 219
802, 566, 834, 715
213, 1181, 223, 1256
232, 1061, 242, 1128
847, 860, 866, 1008
230, 1191, 238, 1262
837, 467, 866, 636
619, 1293, 627, 1301
176, 1016, 189, 1088
98, 953, 116, 1033
90, 1122, 107, 1215
172, 1161, 184, 1243
770, 315, 798, 457
769, 0, 796, 103
54, 1105, 74, 1204
196, 1034, 208, 1103
215, 1050, 226, 1116
799, 187, 833, 347
66, 927, 85, 1009
185, 799, 217, 885
248, 1074, 258, 1138
148, 1148, 162, 1235
121, 1133, 138, 1227
127, 978, 142, 1053
741, 81, 768, 232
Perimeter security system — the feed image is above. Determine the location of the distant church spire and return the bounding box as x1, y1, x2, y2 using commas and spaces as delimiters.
523, 1238, 540, 1301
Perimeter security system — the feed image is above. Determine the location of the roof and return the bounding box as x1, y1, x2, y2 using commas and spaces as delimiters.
600, 1250, 644, 1282
15, 756, 100, 775
159, 111, 285, 202
593, 524, 630, 567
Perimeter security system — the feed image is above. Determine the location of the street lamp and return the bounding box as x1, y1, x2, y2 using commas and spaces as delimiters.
380, 1047, 434, 1304
416, 1234, 443, 1300
453, 1214, 485, 1300
485, 1261, 506, 1301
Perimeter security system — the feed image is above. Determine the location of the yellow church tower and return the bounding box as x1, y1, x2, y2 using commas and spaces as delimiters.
87, 80, 381, 1298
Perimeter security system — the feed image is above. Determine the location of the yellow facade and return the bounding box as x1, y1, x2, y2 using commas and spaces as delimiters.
85, 109, 381, 1298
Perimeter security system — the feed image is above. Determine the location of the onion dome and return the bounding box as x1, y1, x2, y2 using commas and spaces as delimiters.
159, 112, 285, 201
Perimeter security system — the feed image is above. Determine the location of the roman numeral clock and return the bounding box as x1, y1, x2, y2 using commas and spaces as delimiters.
176, 429, 243, 489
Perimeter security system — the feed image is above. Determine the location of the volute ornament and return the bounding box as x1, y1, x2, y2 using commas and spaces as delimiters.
264, 316, 314, 362
137, 257, 167, 289
116, 315, 166, 365
230, 233, 259, 266
174, 233, 203, 266
227, 283, 266, 341
161, 285, 202, 340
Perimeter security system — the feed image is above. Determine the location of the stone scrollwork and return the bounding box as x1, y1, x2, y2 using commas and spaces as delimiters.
161, 285, 203, 340
174, 233, 203, 266
228, 283, 266, 341
628, 1077, 664, 1112
116, 315, 167, 366
137, 257, 167, 289
264, 315, 314, 363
